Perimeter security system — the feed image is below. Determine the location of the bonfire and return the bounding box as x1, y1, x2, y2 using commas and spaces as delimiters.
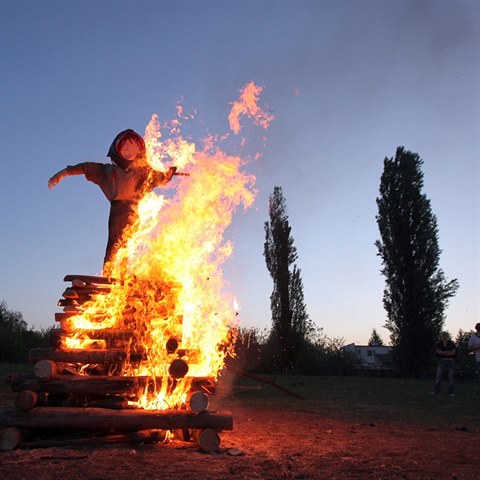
1, 82, 274, 452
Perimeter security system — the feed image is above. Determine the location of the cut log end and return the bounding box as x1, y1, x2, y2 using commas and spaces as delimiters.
169, 359, 189, 379
15, 390, 38, 411
34, 359, 62, 379
188, 391, 209, 412
195, 428, 220, 453
0, 427, 23, 451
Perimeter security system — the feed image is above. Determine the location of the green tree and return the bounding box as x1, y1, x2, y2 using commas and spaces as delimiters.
375, 147, 459, 377
368, 328, 384, 346
0, 300, 52, 362
0, 300, 28, 362
455, 329, 477, 379
264, 186, 312, 372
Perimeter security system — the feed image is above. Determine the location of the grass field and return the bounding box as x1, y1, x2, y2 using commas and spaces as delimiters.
220, 373, 480, 429
2, 363, 479, 431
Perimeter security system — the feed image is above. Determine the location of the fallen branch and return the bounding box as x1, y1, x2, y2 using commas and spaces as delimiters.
227, 366, 304, 400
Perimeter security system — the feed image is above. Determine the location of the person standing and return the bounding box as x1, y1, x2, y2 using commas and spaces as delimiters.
432, 331, 456, 396
467, 322, 480, 377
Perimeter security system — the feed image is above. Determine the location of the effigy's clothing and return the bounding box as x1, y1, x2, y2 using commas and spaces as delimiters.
66, 162, 166, 265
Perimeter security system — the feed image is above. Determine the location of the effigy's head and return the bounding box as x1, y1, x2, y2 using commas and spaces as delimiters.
107, 129, 146, 170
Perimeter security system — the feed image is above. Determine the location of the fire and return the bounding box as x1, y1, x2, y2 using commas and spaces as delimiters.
60, 82, 271, 410
228, 81, 275, 135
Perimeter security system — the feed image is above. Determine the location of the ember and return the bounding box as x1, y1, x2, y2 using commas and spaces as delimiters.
1, 82, 273, 452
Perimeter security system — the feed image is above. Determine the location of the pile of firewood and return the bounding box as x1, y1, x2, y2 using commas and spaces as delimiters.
0, 275, 233, 452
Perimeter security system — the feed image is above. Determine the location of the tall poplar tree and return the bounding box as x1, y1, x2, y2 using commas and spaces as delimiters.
264, 186, 311, 372
375, 147, 459, 376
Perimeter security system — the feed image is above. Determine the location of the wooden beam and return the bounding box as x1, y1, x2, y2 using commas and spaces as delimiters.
29, 347, 144, 365
0, 407, 233, 431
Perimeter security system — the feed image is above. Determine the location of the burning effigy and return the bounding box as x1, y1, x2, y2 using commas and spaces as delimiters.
1, 82, 274, 451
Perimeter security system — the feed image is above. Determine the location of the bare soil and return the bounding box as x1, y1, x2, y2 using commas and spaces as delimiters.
0, 404, 477, 480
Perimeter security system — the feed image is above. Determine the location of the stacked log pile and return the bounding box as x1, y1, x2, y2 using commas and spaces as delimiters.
1, 275, 232, 452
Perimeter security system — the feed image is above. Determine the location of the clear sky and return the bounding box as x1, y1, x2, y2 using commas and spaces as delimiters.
1, 0, 478, 345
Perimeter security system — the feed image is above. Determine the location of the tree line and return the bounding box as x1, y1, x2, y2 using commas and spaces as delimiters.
231, 146, 474, 378
0, 300, 51, 363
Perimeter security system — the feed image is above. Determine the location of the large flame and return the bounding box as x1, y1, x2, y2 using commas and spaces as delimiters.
61, 82, 271, 410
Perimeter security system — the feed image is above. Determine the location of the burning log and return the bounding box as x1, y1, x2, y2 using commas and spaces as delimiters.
51, 328, 136, 349
63, 274, 114, 285
168, 359, 189, 379
54, 312, 78, 322
8, 374, 152, 396
52, 328, 136, 340
62, 288, 89, 299
64, 285, 111, 296
29, 347, 144, 365
166, 337, 179, 354
33, 359, 64, 379
0, 407, 233, 432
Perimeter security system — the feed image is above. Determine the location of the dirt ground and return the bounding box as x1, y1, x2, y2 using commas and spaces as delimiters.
0, 404, 477, 480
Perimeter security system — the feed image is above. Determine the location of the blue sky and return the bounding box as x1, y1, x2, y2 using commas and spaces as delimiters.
1, 0, 478, 345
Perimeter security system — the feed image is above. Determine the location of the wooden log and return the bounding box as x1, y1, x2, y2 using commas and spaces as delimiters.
52, 327, 136, 341
55, 312, 79, 322
62, 287, 109, 300
64, 274, 114, 285
194, 428, 221, 453
70, 286, 111, 295
34, 359, 63, 379
166, 337, 179, 354
188, 391, 209, 412
29, 347, 144, 364
0, 407, 233, 432
15, 390, 38, 411
84, 398, 129, 409
8, 375, 152, 395
63, 305, 80, 313
168, 359, 189, 379
57, 298, 80, 307
0, 427, 23, 451
20, 429, 165, 449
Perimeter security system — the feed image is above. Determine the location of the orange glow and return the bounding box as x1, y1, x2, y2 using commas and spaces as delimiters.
60, 83, 271, 410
